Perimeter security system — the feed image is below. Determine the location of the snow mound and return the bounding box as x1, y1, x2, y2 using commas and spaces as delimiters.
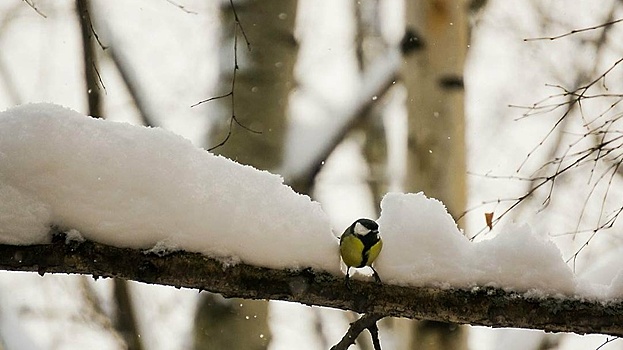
376, 192, 576, 295
0, 103, 339, 272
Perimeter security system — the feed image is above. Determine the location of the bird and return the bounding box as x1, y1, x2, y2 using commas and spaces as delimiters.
339, 218, 383, 288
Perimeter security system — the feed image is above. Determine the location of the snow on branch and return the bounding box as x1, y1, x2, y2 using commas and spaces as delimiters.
1, 228, 623, 338
3, 103, 623, 340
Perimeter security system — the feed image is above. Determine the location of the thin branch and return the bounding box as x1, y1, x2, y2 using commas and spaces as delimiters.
596, 337, 619, 350
228, 0, 250, 50
107, 45, 159, 128
312, 308, 330, 349
524, 18, 623, 41
23, 0, 47, 18
113, 279, 144, 350
368, 321, 381, 350
191, 0, 257, 152
463, 54, 623, 239
190, 92, 232, 107
92, 62, 106, 95
331, 313, 384, 350
83, 3, 107, 50
4, 229, 623, 338
78, 277, 128, 347
284, 19, 424, 193
164, 0, 197, 14
76, 0, 103, 118
286, 49, 401, 193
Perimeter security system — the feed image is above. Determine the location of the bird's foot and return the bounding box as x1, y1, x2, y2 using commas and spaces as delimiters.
371, 267, 382, 284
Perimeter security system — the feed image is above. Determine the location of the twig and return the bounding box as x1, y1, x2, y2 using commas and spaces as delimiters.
76, 0, 103, 117
78, 277, 127, 346
286, 49, 401, 193
228, 0, 250, 51
524, 18, 623, 41
191, 0, 258, 152
107, 45, 159, 127
367, 320, 381, 350
92, 62, 106, 95
23, 0, 46, 18
595, 337, 619, 350
463, 55, 623, 239
330, 313, 384, 350
82, 3, 107, 50
113, 279, 144, 350
164, 0, 197, 14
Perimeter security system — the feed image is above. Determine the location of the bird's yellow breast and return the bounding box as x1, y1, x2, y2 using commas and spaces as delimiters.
366, 239, 382, 265
340, 234, 365, 268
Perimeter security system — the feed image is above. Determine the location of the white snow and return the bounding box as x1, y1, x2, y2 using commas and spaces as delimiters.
0, 103, 339, 273
3, 103, 623, 298
375, 192, 576, 295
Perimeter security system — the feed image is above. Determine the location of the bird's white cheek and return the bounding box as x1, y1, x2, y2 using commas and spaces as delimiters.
354, 222, 370, 235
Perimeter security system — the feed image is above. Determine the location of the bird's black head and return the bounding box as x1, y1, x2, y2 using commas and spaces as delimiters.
352, 218, 379, 237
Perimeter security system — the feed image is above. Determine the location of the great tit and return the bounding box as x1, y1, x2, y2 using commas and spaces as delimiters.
339, 218, 383, 287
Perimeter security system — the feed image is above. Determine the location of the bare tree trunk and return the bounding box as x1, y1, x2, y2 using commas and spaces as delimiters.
356, 0, 389, 204
209, 0, 298, 171
76, 0, 102, 118
403, 0, 467, 221
196, 1, 298, 348
194, 294, 270, 350
76, 3, 144, 349
113, 280, 144, 350
402, 1, 469, 349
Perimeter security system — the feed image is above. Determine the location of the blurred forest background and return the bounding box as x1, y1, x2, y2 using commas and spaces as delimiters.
1, 0, 623, 349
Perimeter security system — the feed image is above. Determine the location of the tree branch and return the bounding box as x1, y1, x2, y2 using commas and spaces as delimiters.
76, 0, 103, 118
3, 229, 623, 337
286, 49, 401, 194
107, 45, 160, 128
331, 313, 384, 350
23, 0, 47, 18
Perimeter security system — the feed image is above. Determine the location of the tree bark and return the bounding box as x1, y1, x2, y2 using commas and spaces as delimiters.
210, 0, 297, 171
403, 0, 467, 221
76, 0, 102, 118
199, 0, 299, 348
356, 0, 389, 204
113, 279, 144, 350
194, 293, 270, 350
4, 231, 623, 338
402, 0, 470, 348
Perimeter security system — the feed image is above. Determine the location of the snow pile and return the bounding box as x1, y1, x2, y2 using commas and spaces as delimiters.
0, 103, 339, 272
375, 192, 576, 295
3, 103, 623, 297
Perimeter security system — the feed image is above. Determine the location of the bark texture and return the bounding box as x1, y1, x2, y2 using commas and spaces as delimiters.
2, 230, 623, 338
402, 1, 470, 348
